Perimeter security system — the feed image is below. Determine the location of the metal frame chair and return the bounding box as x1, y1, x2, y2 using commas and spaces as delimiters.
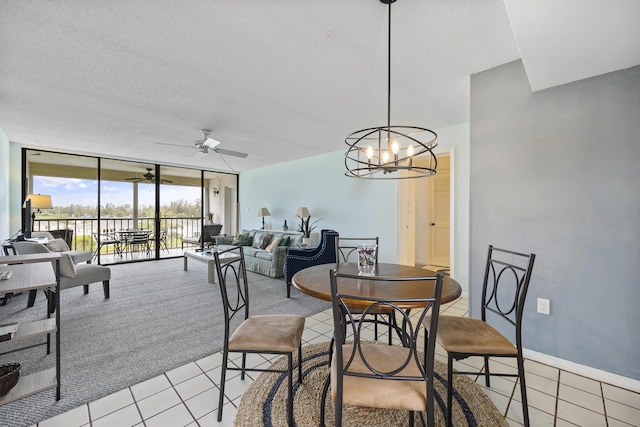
336, 237, 395, 343
214, 245, 305, 426
427, 245, 536, 427
322, 269, 444, 427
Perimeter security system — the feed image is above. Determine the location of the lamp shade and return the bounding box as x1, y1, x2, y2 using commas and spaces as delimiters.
23, 194, 53, 210
295, 207, 311, 218
256, 207, 271, 217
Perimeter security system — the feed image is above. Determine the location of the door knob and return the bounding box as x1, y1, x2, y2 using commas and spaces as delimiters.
431, 223, 436, 226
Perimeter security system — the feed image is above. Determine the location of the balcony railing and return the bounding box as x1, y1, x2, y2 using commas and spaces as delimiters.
33, 217, 205, 256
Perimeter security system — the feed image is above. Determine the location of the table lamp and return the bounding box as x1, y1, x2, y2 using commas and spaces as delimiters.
256, 207, 270, 229
23, 194, 53, 230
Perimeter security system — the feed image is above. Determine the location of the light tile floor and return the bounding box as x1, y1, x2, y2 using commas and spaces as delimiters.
34, 296, 640, 427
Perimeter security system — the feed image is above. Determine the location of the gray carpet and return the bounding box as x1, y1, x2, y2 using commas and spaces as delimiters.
0, 258, 329, 427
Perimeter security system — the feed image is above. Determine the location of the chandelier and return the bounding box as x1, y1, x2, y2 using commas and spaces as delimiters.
344, 0, 438, 179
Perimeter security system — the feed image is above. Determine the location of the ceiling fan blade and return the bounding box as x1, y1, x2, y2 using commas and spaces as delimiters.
214, 148, 248, 158
156, 142, 194, 148
125, 177, 145, 182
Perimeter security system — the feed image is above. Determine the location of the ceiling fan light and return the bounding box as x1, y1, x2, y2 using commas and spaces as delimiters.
203, 137, 221, 149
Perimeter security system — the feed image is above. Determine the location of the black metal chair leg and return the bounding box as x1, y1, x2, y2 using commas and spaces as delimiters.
518, 354, 530, 427
484, 355, 491, 387
241, 353, 246, 380
447, 354, 454, 427
319, 372, 331, 427
83, 284, 89, 294
297, 343, 303, 383
217, 349, 228, 422
287, 353, 293, 427
103, 280, 110, 298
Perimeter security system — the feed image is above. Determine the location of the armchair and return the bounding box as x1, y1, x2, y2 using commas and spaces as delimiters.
13, 241, 110, 309
283, 229, 338, 298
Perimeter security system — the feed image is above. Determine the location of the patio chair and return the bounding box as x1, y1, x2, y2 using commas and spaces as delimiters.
214, 245, 304, 426
424, 245, 536, 427
92, 232, 122, 259
321, 268, 445, 427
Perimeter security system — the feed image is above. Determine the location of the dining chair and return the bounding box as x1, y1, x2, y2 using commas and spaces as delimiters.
322, 269, 444, 427
214, 245, 305, 426
425, 245, 536, 427
335, 237, 394, 343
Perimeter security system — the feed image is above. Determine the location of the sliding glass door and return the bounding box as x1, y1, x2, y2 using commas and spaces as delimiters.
23, 148, 238, 265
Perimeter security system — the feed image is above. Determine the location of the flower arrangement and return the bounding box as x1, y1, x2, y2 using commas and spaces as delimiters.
357, 244, 377, 274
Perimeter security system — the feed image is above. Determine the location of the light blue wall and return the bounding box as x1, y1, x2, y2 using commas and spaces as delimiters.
239, 122, 471, 284
239, 150, 399, 262
0, 128, 9, 238
470, 60, 640, 380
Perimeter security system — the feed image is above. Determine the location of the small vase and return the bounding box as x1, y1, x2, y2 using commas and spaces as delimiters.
283, 220, 288, 231
357, 244, 377, 275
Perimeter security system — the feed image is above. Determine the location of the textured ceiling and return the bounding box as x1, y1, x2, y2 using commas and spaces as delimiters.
1, 0, 638, 173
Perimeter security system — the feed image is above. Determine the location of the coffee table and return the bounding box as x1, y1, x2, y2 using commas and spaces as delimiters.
183, 249, 241, 284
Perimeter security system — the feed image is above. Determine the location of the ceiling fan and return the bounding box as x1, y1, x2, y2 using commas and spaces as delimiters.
157, 129, 248, 158
125, 168, 173, 184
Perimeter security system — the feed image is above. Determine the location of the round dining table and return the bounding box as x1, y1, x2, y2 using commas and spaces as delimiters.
292, 262, 462, 309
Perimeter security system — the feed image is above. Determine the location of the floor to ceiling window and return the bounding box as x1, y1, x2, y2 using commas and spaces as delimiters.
23, 149, 238, 265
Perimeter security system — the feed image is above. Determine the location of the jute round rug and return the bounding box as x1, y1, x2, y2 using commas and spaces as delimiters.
235, 342, 508, 426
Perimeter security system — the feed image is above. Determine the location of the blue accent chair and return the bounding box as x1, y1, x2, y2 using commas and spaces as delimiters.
283, 229, 339, 297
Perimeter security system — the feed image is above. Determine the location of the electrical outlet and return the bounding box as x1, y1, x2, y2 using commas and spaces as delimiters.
537, 298, 550, 315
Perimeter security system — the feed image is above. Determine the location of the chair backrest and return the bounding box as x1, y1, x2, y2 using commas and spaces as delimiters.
284, 230, 339, 284
203, 224, 223, 243
12, 241, 52, 255
336, 237, 379, 263
329, 269, 444, 388
214, 246, 249, 344
481, 245, 536, 348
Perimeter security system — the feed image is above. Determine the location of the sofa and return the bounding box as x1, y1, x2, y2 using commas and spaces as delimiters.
215, 229, 303, 278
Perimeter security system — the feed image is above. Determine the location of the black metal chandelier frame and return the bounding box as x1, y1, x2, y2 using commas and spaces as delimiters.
344, 0, 438, 179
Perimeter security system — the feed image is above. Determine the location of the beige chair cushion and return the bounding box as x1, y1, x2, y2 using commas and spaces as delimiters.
426, 316, 517, 355
331, 343, 428, 412
60, 264, 110, 289
228, 314, 304, 353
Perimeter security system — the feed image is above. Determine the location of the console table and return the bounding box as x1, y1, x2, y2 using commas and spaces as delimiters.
0, 253, 61, 404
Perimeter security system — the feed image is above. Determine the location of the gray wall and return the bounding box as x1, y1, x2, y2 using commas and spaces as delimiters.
470, 60, 640, 380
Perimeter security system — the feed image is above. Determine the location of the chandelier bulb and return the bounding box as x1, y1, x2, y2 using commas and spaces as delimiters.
407, 144, 414, 156
391, 140, 399, 154
366, 145, 374, 160
382, 150, 390, 163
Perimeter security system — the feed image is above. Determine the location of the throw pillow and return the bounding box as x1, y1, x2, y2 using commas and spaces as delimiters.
56, 252, 76, 278
252, 232, 273, 249
47, 238, 70, 252
236, 235, 253, 246
232, 232, 250, 245
265, 236, 282, 253
279, 236, 291, 246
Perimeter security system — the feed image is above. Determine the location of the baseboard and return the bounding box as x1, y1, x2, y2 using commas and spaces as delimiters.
523, 348, 640, 393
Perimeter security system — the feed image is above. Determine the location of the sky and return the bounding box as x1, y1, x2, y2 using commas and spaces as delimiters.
33, 176, 201, 208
